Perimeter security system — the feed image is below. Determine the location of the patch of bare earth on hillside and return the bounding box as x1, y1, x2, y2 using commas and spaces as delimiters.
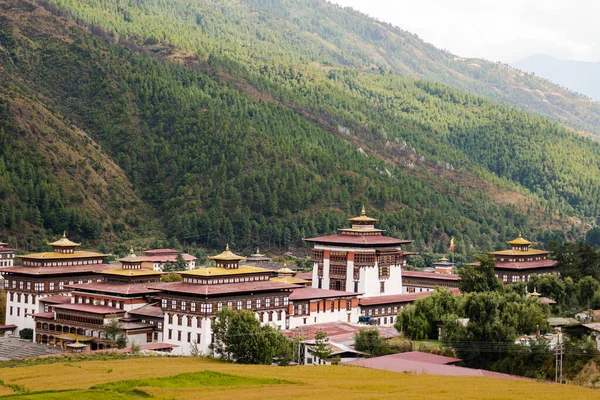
2, 89, 147, 226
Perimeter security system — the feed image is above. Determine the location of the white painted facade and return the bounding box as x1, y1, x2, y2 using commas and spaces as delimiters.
5, 291, 41, 332
311, 244, 405, 297
288, 305, 358, 329
0, 251, 15, 268
163, 310, 288, 356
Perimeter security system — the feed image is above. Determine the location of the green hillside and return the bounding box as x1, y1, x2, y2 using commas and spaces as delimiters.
45, 0, 600, 135
0, 0, 598, 253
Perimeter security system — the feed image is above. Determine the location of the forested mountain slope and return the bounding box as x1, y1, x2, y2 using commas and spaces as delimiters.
0, 0, 598, 254
44, 0, 600, 135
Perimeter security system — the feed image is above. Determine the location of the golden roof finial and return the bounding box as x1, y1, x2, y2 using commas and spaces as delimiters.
361, 205, 366, 216
129, 246, 135, 255
226, 243, 230, 251
63, 231, 67, 238
256, 247, 260, 254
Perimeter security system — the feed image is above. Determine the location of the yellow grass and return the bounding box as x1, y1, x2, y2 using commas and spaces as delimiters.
0, 357, 596, 399
0, 387, 14, 396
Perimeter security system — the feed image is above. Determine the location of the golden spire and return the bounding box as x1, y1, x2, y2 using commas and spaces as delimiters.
209, 245, 244, 261
507, 233, 533, 246
348, 205, 377, 223
129, 246, 135, 255
48, 233, 81, 247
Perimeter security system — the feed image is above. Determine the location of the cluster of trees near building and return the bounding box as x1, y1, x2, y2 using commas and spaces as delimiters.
3, 0, 600, 253
397, 247, 600, 382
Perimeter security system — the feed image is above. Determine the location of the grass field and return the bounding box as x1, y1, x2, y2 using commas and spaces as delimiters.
0, 356, 596, 399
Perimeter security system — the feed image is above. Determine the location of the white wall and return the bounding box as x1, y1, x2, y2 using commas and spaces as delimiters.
6, 292, 45, 334
288, 306, 359, 329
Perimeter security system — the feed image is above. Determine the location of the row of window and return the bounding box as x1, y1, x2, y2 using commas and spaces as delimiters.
161, 296, 289, 313
182, 275, 269, 285
0, 253, 15, 259
498, 256, 547, 262
55, 313, 104, 326
23, 259, 103, 267
7, 278, 101, 291
406, 287, 434, 293
8, 306, 30, 317
74, 295, 126, 309
8, 292, 37, 304
168, 329, 202, 344
496, 272, 554, 283
140, 318, 163, 330
364, 305, 404, 316
0, 260, 13, 267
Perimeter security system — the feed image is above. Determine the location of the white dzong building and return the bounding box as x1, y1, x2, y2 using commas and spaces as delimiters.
304, 207, 413, 297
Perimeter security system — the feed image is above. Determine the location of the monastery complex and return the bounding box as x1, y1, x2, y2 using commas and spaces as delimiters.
0, 208, 558, 356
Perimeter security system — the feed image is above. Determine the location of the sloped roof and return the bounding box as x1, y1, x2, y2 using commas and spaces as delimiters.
48, 233, 80, 247
208, 244, 245, 261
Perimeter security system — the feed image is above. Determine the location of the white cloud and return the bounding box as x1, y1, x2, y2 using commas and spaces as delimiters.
332, 0, 600, 62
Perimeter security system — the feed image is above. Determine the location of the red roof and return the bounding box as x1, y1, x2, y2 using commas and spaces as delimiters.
0, 264, 109, 276
53, 304, 125, 315
538, 297, 557, 305
289, 287, 359, 301
390, 351, 462, 365
30, 312, 55, 319
0, 247, 15, 251
152, 280, 298, 296
494, 259, 558, 270
348, 353, 525, 380
143, 254, 197, 262
40, 295, 73, 304
0, 324, 17, 331
304, 234, 412, 246
67, 282, 163, 296
138, 342, 179, 351
128, 304, 164, 318
359, 288, 461, 306
295, 272, 313, 281
120, 322, 154, 330
402, 271, 460, 281
143, 249, 179, 255
283, 322, 397, 344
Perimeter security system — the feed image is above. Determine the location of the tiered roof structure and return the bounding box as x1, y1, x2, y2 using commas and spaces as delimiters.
305, 206, 412, 247
488, 233, 558, 283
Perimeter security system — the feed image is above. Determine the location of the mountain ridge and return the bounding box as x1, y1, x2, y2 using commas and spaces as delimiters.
512, 54, 600, 102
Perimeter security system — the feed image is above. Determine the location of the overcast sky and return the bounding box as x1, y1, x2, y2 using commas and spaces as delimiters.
332, 0, 600, 63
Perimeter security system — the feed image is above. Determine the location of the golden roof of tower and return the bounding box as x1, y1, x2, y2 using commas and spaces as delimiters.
348, 205, 378, 223
251, 247, 266, 257
117, 247, 147, 263
208, 244, 245, 261
276, 267, 295, 274
48, 232, 81, 247
0, 241, 7, 246
507, 233, 533, 246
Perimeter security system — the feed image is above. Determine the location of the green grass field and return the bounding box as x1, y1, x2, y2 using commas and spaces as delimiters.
0, 355, 596, 399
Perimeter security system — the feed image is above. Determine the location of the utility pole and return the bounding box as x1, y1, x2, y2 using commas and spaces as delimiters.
297, 328, 304, 366
555, 333, 564, 384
